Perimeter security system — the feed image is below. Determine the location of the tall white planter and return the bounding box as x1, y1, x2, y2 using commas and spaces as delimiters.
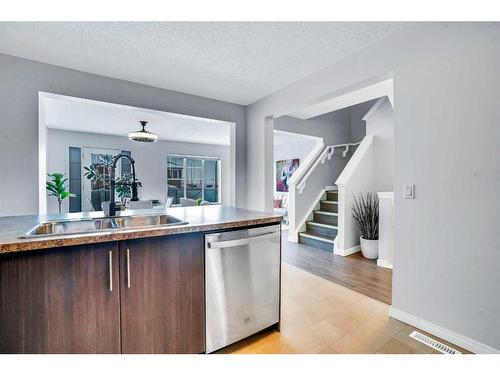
360, 237, 378, 259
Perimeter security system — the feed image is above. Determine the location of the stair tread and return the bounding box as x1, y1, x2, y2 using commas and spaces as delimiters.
307, 221, 338, 229
321, 200, 338, 204
314, 210, 338, 216
299, 231, 336, 243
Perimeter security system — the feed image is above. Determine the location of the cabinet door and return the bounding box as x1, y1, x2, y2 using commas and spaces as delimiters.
0, 243, 121, 353
120, 233, 205, 353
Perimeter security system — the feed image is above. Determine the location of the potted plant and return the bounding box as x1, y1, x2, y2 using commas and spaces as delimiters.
84, 164, 142, 206
352, 192, 379, 259
46, 173, 75, 214
114, 173, 142, 205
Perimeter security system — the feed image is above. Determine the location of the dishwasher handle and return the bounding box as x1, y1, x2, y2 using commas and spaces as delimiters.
207, 231, 277, 249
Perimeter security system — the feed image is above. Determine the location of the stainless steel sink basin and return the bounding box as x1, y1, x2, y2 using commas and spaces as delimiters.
25, 218, 118, 236
23, 214, 187, 238
114, 214, 184, 229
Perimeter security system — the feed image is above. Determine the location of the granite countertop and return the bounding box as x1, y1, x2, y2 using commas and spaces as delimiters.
0, 206, 282, 254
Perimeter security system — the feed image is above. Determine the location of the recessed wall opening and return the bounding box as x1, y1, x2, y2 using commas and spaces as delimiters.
268, 77, 395, 304
38, 92, 236, 215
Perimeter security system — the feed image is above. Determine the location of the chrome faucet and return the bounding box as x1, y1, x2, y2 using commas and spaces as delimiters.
108, 153, 138, 216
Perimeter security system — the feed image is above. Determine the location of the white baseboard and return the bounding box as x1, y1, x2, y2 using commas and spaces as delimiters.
335, 245, 360, 256
389, 307, 499, 354
377, 259, 393, 269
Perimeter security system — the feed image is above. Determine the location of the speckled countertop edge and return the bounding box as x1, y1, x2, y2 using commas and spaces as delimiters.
0, 206, 282, 255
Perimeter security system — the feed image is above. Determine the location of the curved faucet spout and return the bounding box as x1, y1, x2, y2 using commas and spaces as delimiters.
108, 153, 138, 216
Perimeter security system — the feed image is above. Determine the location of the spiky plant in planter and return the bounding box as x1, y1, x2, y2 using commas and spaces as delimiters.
352, 192, 379, 259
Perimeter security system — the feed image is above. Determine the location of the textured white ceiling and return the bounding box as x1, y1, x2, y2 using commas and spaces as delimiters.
44, 95, 232, 146
0, 22, 408, 105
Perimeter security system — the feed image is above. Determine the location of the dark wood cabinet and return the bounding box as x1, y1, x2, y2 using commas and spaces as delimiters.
0, 242, 121, 353
0, 233, 206, 354
119, 233, 205, 354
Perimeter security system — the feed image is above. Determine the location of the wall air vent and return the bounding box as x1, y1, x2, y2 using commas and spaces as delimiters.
409, 331, 462, 354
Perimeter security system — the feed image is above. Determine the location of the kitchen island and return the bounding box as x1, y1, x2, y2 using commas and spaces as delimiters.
0, 206, 282, 354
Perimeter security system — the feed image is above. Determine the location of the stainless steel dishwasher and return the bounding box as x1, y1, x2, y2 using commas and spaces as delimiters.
205, 224, 281, 353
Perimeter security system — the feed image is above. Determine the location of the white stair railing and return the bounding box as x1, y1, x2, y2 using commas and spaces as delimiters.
295, 141, 361, 194
287, 140, 361, 243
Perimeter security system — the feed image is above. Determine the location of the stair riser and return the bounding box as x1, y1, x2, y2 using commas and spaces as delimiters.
313, 212, 338, 226
320, 202, 338, 213
299, 236, 333, 252
306, 224, 338, 238
326, 191, 338, 201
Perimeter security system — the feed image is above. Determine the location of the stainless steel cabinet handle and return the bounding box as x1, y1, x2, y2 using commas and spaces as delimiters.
108, 250, 113, 292
126, 248, 131, 288
208, 232, 277, 249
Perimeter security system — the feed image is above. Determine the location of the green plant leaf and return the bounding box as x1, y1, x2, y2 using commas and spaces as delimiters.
60, 191, 70, 199
46, 173, 73, 209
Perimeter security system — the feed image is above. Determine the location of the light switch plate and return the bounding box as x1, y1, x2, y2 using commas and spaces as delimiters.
404, 184, 415, 199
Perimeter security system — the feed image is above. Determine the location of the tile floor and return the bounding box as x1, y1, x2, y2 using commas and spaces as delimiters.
218, 263, 469, 354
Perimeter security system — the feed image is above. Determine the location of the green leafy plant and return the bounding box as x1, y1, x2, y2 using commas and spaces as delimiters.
83, 155, 113, 182
352, 192, 379, 240
85, 163, 141, 205
46, 173, 75, 214
114, 173, 142, 203
196, 198, 202, 206
83, 164, 103, 183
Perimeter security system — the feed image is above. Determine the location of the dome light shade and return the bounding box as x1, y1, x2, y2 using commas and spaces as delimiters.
128, 121, 158, 143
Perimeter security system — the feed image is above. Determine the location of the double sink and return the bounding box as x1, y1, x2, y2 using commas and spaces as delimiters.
24, 214, 187, 238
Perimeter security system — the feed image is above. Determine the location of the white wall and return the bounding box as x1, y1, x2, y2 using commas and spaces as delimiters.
274, 135, 320, 169
246, 23, 500, 352
335, 136, 375, 254
47, 129, 230, 214
273, 131, 322, 195
377, 192, 395, 269
365, 98, 394, 191
0, 53, 246, 216
335, 97, 393, 254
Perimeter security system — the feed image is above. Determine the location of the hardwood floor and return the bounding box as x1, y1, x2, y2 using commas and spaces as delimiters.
281, 230, 393, 304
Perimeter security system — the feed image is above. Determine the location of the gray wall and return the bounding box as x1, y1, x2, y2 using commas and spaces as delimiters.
274, 109, 351, 145
274, 101, 371, 146
350, 99, 377, 141
0, 53, 246, 216
247, 23, 500, 351
47, 129, 231, 213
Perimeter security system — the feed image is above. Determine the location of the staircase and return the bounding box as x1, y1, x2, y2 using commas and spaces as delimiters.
298, 189, 338, 251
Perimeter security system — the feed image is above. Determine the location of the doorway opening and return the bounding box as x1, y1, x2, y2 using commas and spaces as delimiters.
268, 78, 395, 304
38, 92, 236, 215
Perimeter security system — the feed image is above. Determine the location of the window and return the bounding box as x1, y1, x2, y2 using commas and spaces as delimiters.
167, 155, 220, 204
68, 147, 82, 213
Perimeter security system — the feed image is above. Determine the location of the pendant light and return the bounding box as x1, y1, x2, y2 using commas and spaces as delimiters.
128, 121, 158, 143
